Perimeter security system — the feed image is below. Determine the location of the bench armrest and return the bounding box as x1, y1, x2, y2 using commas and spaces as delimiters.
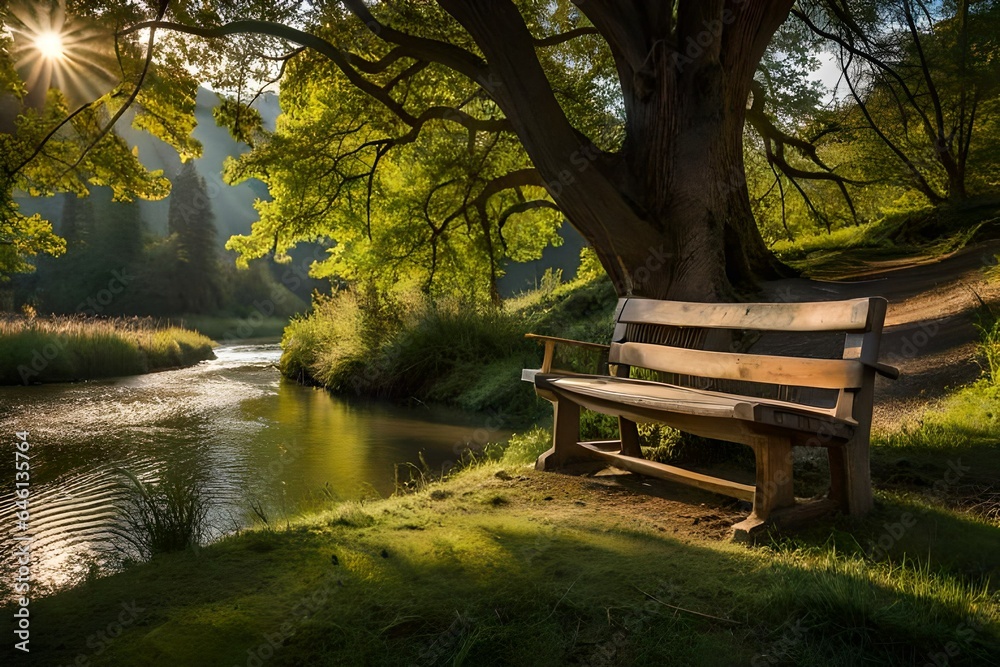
865, 361, 900, 380
525, 334, 610, 373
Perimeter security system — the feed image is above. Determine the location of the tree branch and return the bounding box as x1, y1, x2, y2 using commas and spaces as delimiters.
56, 0, 171, 178
339, 0, 489, 84
533, 27, 600, 47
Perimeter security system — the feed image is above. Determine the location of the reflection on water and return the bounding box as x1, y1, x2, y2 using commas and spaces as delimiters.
0, 343, 510, 598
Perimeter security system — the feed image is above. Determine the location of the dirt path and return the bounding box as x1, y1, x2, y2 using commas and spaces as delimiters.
759, 240, 1000, 430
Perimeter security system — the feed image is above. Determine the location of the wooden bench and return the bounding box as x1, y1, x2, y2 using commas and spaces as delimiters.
521, 296, 899, 538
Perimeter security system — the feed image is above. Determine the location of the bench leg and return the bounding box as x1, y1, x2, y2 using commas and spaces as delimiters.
733, 436, 795, 538
828, 437, 873, 516
619, 417, 643, 458
535, 398, 589, 470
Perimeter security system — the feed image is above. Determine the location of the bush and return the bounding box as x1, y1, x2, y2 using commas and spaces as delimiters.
974, 302, 1000, 385
280, 288, 544, 418
279, 270, 620, 423
500, 427, 552, 465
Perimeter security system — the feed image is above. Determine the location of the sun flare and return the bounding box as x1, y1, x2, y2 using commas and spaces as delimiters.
35, 31, 65, 60
7, 0, 117, 105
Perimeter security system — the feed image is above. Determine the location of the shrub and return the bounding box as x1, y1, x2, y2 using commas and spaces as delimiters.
974, 301, 1000, 385
500, 427, 552, 465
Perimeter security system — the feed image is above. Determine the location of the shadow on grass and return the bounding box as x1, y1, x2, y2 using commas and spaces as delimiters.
11, 486, 999, 667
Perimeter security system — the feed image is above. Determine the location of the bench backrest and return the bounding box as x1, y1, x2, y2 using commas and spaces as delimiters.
608, 297, 889, 422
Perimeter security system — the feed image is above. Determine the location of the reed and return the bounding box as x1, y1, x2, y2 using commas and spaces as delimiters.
111, 468, 210, 561
0, 315, 215, 384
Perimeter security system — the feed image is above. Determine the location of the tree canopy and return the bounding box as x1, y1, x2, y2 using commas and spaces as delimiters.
797, 0, 1000, 204
0, 0, 800, 301
3, 0, 999, 302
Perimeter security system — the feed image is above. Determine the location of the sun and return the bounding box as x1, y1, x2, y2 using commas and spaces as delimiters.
35, 31, 65, 60
7, 0, 118, 106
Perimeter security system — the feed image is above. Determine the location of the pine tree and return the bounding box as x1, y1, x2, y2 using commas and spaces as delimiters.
40, 193, 97, 312
167, 162, 222, 313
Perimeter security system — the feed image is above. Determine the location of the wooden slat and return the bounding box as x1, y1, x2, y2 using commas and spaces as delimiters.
525, 334, 611, 351
549, 375, 754, 419
577, 443, 756, 502
611, 342, 866, 390
619, 298, 874, 332
542, 375, 850, 424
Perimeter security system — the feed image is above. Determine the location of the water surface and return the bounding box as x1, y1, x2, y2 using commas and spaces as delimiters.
0, 344, 509, 596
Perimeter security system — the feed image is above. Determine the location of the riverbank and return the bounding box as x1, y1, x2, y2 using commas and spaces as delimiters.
279, 270, 617, 424
14, 403, 999, 666
0, 316, 215, 384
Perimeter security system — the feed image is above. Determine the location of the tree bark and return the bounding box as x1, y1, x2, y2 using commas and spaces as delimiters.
440, 0, 795, 301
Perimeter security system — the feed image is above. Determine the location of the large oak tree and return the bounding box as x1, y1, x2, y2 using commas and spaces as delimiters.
6, 0, 800, 300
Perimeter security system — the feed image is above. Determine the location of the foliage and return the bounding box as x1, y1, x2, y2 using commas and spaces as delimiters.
221, 47, 566, 302
764, 197, 1000, 278
6, 183, 308, 318
974, 303, 1000, 385
0, 0, 193, 277
5, 1, 812, 302
5, 0, 999, 302
281, 256, 620, 420
797, 0, 1000, 203
498, 426, 552, 466
281, 286, 543, 418
166, 161, 222, 313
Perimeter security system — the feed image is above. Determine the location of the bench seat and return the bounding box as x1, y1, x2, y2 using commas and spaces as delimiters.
527, 371, 857, 442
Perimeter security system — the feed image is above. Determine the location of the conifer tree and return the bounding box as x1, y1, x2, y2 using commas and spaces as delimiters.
167, 162, 222, 313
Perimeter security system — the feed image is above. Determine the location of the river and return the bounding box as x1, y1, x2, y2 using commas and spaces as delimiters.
0, 343, 510, 598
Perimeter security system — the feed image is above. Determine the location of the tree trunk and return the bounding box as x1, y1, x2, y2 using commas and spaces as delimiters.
618, 49, 790, 300
441, 0, 795, 301
945, 159, 968, 202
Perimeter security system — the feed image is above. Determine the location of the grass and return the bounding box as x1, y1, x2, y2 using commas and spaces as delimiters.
0, 316, 215, 384
868, 306, 1000, 487
11, 449, 998, 666
772, 198, 1000, 278
110, 469, 210, 563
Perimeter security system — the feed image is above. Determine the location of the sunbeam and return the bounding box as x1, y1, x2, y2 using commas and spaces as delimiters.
4, 0, 117, 107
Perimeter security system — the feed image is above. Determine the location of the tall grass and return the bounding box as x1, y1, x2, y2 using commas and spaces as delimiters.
771, 219, 899, 259
111, 469, 210, 562
281, 288, 544, 418
281, 272, 619, 422
0, 315, 215, 384
974, 304, 1000, 385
